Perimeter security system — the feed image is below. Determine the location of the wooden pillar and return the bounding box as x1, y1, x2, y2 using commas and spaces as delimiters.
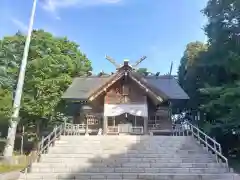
143, 96, 148, 134
169, 101, 172, 121
103, 116, 108, 135
144, 116, 148, 134
85, 115, 89, 136
168, 101, 173, 133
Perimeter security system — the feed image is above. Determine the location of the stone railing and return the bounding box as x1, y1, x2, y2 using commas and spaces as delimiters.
107, 126, 119, 134
20, 123, 64, 174
64, 123, 86, 135
173, 121, 229, 169
130, 126, 144, 135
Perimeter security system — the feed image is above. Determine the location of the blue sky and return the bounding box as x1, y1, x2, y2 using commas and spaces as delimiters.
0, 0, 208, 74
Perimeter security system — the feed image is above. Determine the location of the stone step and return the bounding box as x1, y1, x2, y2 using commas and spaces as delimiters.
40, 157, 216, 163
31, 167, 229, 173
57, 140, 192, 142
32, 162, 224, 168
56, 140, 193, 143
49, 145, 207, 150
57, 138, 196, 144
55, 140, 195, 145
48, 149, 210, 156
54, 142, 202, 147
55, 141, 199, 145
58, 137, 192, 140
18, 172, 238, 180
50, 145, 204, 150
57, 147, 203, 150
56, 139, 191, 142
41, 153, 213, 159
53, 146, 203, 151
41, 152, 214, 157
55, 142, 197, 147
45, 154, 213, 160
59, 135, 193, 139
52, 146, 204, 153
18, 135, 234, 180
53, 148, 204, 152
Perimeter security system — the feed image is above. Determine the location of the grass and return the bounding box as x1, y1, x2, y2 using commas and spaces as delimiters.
0, 153, 31, 174
0, 164, 26, 173
0, 138, 6, 142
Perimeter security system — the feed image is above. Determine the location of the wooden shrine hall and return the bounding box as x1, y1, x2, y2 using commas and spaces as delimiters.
62, 56, 189, 135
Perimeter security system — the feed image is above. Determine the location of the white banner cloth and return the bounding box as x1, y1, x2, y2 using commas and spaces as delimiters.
104, 104, 148, 117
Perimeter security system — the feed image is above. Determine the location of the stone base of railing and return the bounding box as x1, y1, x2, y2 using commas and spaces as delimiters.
149, 129, 174, 136
106, 126, 144, 135
130, 126, 144, 135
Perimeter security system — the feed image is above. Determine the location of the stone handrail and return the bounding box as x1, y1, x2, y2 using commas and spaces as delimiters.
185, 122, 229, 169
20, 123, 64, 174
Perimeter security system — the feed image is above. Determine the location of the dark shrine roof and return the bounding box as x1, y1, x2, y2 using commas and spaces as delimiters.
62, 75, 112, 100
143, 76, 189, 100
62, 74, 189, 101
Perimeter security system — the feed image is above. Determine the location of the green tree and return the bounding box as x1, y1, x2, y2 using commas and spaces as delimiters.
0, 39, 19, 89
0, 89, 12, 119
178, 41, 208, 110
200, 0, 240, 155
136, 68, 149, 76
178, 0, 240, 156
1, 30, 92, 156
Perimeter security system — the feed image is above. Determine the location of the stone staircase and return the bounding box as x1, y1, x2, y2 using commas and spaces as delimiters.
19, 135, 239, 180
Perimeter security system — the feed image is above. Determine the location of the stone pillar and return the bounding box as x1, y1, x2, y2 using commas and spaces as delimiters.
103, 116, 108, 135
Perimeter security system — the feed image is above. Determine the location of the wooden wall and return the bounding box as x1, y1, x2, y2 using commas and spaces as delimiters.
147, 98, 172, 130
105, 77, 146, 104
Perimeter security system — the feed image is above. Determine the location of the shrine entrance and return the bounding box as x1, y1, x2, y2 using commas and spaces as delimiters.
107, 113, 144, 134
104, 104, 147, 135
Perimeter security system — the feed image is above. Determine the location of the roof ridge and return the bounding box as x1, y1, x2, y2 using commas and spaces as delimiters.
143, 75, 174, 79
75, 75, 112, 79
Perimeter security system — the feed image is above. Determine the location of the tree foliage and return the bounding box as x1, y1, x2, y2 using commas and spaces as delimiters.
0, 30, 92, 144
178, 41, 208, 109
178, 0, 240, 156
136, 68, 149, 76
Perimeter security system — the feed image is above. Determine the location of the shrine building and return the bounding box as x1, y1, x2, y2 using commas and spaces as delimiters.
61, 57, 189, 135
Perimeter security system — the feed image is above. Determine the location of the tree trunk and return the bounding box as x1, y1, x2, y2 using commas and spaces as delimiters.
36, 120, 40, 141
3, 120, 18, 157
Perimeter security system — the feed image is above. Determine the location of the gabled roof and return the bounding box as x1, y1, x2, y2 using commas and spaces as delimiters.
143, 76, 189, 100
62, 73, 189, 101
88, 71, 126, 101
62, 76, 112, 100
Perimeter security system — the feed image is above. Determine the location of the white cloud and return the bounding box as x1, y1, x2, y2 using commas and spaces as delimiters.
40, 0, 123, 19
11, 18, 28, 33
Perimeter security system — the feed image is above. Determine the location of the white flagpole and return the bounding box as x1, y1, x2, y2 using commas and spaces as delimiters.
4, 0, 38, 157
13, 0, 37, 118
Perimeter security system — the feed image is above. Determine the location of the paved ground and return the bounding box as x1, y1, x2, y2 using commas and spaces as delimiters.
0, 171, 20, 180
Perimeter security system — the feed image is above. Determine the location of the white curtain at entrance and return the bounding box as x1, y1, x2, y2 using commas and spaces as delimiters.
104, 104, 148, 117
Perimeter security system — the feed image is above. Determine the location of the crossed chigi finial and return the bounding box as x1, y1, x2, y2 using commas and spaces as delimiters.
105, 55, 147, 70
105, 55, 174, 76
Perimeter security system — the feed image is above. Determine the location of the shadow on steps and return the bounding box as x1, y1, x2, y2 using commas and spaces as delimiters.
19, 135, 239, 180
